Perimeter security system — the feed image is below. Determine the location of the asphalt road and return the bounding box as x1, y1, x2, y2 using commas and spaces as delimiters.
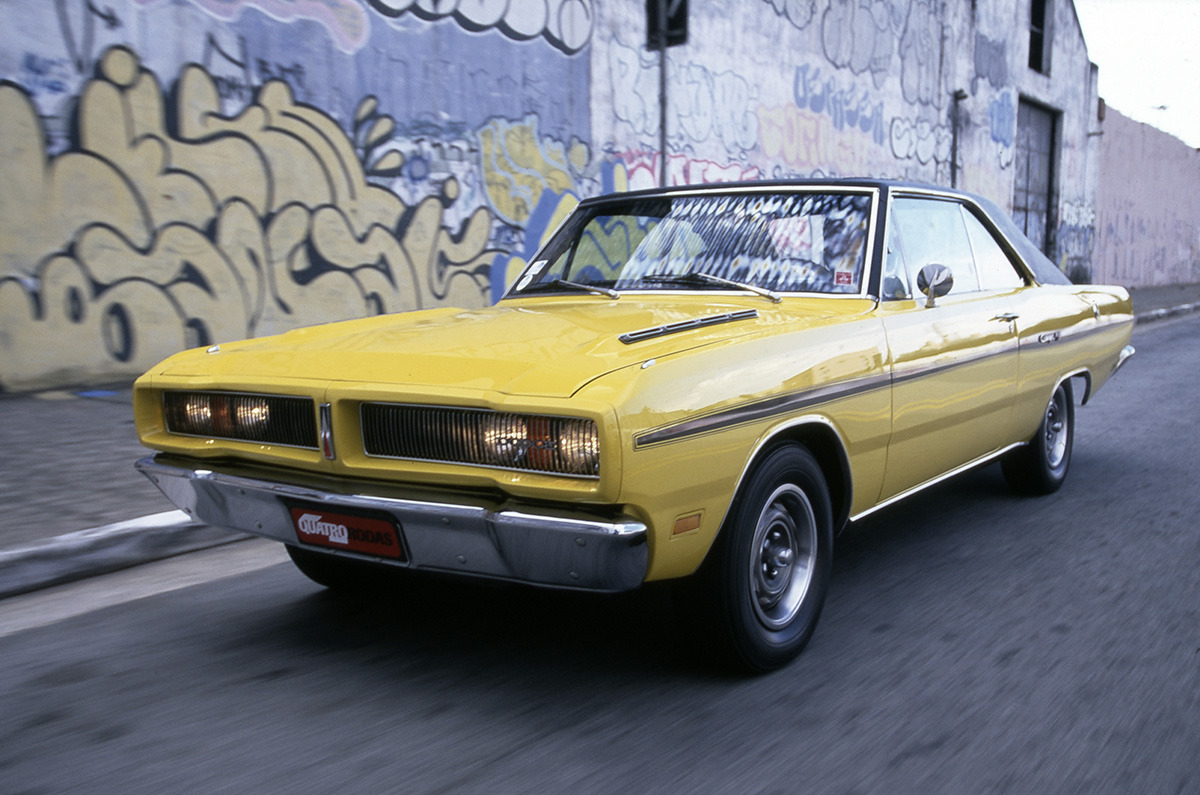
2, 315, 1197, 794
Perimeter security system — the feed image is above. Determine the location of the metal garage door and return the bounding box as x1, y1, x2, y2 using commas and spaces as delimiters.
1013, 100, 1057, 256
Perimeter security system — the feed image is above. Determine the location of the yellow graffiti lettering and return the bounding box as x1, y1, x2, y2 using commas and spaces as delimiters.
0, 46, 497, 391
479, 116, 585, 227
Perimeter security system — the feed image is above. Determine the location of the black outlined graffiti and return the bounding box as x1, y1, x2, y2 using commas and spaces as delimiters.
55, 0, 123, 74
201, 33, 255, 105
821, 0, 894, 88
607, 40, 758, 157
367, 0, 594, 55
131, 0, 370, 53
898, 0, 944, 107
761, 0, 817, 30
0, 46, 497, 391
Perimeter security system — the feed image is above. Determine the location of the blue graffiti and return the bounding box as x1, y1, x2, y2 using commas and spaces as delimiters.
793, 64, 885, 146
19, 53, 72, 95
989, 93, 1015, 147
490, 188, 578, 304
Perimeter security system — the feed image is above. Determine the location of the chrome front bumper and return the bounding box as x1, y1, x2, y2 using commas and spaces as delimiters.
136, 456, 647, 592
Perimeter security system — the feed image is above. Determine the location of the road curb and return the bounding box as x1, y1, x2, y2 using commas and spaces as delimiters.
1135, 302, 1200, 324
0, 512, 248, 600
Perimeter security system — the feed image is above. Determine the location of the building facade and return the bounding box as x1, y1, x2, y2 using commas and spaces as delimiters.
0, 0, 1152, 390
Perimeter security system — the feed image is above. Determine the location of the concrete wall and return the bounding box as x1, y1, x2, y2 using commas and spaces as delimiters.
0, 1, 1105, 391
1094, 109, 1200, 287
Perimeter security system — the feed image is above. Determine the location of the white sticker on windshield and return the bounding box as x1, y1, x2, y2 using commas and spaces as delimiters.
515, 260, 548, 292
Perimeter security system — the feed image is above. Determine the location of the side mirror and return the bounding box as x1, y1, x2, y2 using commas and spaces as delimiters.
917, 264, 954, 307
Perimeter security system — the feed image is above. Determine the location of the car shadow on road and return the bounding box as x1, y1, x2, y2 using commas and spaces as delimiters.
833, 463, 1019, 571
215, 462, 1032, 683
240, 568, 723, 681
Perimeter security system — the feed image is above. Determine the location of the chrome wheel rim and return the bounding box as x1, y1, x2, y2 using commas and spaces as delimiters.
749, 484, 817, 630
1044, 387, 1069, 469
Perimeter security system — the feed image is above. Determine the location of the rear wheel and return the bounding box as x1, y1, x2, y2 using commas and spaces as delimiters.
1002, 380, 1075, 495
679, 444, 833, 673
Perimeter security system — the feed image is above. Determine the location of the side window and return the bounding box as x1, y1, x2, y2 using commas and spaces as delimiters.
962, 210, 1026, 291
881, 213, 911, 300
890, 197, 981, 294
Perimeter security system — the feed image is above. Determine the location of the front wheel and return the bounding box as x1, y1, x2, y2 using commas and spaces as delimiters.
1002, 379, 1075, 495
682, 444, 833, 673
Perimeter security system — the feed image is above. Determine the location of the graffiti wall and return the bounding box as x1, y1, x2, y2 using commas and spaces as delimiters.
596, 0, 961, 188
0, 0, 601, 391
0, 0, 1111, 391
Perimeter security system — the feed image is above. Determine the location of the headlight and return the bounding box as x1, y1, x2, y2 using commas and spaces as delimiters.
555, 417, 600, 475
163, 391, 318, 449
483, 414, 529, 467
481, 413, 599, 475
174, 393, 271, 437
363, 405, 600, 477
234, 396, 271, 432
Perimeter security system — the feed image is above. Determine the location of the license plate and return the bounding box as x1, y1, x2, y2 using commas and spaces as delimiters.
289, 505, 405, 560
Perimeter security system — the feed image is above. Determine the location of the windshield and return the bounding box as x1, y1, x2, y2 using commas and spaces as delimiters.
507, 190, 874, 298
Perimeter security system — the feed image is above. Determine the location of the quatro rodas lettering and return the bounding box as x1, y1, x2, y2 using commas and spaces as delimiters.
290, 506, 404, 560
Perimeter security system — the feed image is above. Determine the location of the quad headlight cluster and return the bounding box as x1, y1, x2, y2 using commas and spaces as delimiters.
163, 391, 318, 449
161, 392, 601, 477
361, 403, 600, 478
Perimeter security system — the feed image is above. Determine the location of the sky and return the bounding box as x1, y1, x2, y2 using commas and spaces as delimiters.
1072, 0, 1200, 149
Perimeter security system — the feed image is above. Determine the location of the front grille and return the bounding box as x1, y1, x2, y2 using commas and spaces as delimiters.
361, 403, 600, 478
163, 391, 318, 449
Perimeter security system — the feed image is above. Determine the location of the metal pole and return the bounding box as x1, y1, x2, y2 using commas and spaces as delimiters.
950, 89, 967, 188
658, 0, 668, 187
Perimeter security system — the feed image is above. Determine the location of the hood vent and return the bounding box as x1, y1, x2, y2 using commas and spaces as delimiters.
619, 309, 759, 345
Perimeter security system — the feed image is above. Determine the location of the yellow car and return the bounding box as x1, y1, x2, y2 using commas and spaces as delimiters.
134, 180, 1134, 672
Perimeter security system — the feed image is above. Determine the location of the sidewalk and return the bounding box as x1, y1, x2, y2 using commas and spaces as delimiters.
3, 283, 1200, 599
0, 386, 246, 598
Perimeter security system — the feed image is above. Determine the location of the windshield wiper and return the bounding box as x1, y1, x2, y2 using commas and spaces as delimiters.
519, 278, 619, 299
640, 272, 782, 303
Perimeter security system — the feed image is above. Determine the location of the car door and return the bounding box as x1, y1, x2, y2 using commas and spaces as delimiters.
876, 194, 1023, 502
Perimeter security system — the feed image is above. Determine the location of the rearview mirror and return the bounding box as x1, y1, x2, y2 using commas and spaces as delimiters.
917, 264, 954, 307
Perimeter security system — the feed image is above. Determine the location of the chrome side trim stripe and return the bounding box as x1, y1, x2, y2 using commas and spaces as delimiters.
849, 442, 1025, 523
889, 341, 1019, 386
633, 316, 1131, 450
634, 371, 891, 448
634, 340, 1020, 449
1020, 317, 1133, 349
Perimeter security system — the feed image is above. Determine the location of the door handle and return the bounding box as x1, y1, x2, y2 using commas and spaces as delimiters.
991, 313, 1019, 322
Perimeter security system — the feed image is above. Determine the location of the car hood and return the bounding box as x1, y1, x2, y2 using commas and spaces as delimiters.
157, 296, 873, 398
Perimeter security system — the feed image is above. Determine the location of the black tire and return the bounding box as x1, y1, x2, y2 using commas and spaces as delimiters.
679, 444, 834, 673
1002, 379, 1075, 495
285, 544, 386, 591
